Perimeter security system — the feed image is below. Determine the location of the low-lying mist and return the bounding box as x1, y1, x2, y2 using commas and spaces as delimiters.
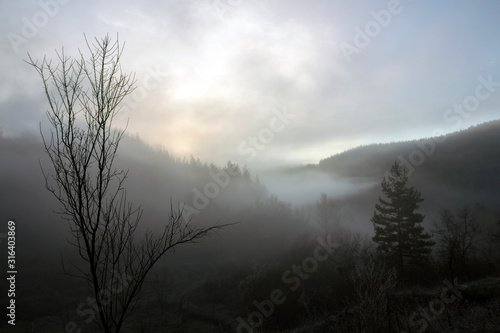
258, 166, 376, 206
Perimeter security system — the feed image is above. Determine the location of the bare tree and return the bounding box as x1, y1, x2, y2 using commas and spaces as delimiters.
28, 35, 229, 333
433, 208, 482, 276
349, 259, 397, 332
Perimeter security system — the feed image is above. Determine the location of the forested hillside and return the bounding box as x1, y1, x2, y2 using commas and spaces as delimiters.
318, 120, 500, 195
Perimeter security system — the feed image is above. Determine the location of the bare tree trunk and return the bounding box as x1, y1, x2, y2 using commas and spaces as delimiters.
27, 34, 231, 333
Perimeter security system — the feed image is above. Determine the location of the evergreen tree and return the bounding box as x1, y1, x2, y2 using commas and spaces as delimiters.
371, 161, 434, 275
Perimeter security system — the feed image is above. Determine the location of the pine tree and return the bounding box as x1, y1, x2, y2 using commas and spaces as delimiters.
371, 161, 434, 275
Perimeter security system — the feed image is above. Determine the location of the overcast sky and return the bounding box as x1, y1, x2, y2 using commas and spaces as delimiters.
1, 0, 500, 171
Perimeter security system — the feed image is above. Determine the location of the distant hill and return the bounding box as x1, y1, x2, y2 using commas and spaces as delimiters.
317, 119, 500, 191
265, 120, 500, 233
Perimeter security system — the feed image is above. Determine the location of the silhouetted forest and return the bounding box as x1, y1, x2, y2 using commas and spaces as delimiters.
1, 120, 499, 332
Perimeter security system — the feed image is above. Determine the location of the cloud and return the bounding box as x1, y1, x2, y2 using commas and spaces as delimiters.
1, 0, 500, 170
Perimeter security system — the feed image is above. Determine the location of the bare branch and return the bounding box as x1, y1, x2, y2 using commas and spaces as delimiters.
27, 34, 230, 333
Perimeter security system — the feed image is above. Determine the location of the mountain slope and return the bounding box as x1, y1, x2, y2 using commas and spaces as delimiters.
317, 119, 500, 195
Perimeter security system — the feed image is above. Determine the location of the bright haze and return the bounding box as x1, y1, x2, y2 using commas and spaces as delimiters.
1, 0, 500, 172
